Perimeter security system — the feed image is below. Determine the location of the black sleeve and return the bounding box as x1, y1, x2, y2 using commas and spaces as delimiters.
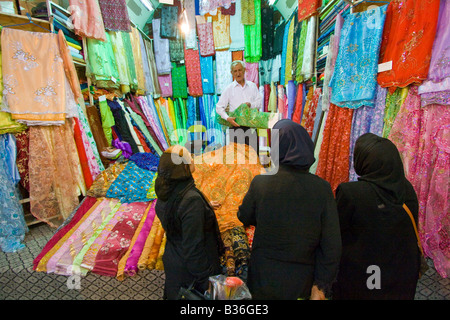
314, 183, 342, 295
237, 177, 258, 226
179, 195, 213, 288
335, 184, 355, 244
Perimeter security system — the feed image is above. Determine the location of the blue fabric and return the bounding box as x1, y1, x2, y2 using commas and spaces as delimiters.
129, 152, 160, 171
329, 5, 387, 109
200, 55, 215, 94
280, 18, 291, 86
106, 161, 157, 203
0, 134, 28, 252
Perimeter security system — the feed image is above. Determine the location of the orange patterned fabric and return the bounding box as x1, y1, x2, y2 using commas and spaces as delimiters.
315, 104, 354, 194
192, 143, 265, 233
298, 0, 322, 22
377, 0, 440, 89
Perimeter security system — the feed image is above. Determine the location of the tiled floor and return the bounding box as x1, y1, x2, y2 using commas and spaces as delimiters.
1, 223, 449, 300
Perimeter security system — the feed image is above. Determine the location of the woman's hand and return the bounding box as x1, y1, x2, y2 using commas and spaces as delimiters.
210, 201, 221, 210
310, 285, 326, 300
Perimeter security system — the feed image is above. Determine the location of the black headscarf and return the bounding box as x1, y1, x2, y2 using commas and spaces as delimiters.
354, 133, 407, 205
271, 119, 315, 170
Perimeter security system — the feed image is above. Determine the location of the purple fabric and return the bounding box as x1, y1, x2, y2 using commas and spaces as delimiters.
112, 139, 132, 158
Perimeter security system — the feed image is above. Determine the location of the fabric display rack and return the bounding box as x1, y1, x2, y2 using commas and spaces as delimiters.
0, 0, 448, 284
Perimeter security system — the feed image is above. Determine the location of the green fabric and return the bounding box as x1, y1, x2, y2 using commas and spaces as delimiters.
99, 100, 115, 145
86, 32, 120, 89
244, 0, 262, 63
171, 63, 188, 98
296, 20, 308, 83
216, 104, 275, 129
121, 32, 139, 91
382, 87, 409, 138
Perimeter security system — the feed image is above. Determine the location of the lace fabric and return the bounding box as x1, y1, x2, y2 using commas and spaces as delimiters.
69, 0, 106, 41
389, 86, 450, 278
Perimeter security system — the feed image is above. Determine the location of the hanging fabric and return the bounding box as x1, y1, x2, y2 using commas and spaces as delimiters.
98, 0, 131, 32
69, 0, 106, 41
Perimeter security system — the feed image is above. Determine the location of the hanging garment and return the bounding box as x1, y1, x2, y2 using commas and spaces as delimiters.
196, 18, 215, 57
130, 27, 146, 94
292, 83, 304, 123
245, 62, 259, 87
69, 0, 106, 41
215, 51, 232, 94
13, 129, 30, 191
299, 15, 317, 82
241, 0, 255, 25
382, 87, 409, 138
152, 19, 172, 75
184, 0, 198, 50
212, 8, 231, 50
29, 121, 85, 228
169, 33, 185, 62
295, 19, 308, 82
322, 13, 343, 112
418, 0, 450, 107
2, 29, 67, 125
280, 18, 291, 86
86, 32, 120, 90
160, 5, 178, 39
302, 87, 321, 137
243, 0, 262, 63
330, 6, 387, 109
143, 39, 162, 96
284, 15, 295, 84
73, 117, 93, 189
200, 55, 215, 94
377, 0, 440, 89
315, 104, 354, 193
261, 6, 274, 61
171, 63, 188, 99
158, 74, 173, 98
120, 32, 139, 91
98, 0, 131, 32
389, 86, 450, 278
0, 134, 28, 252
138, 32, 155, 94
184, 45, 204, 97
348, 86, 387, 182
298, 0, 322, 22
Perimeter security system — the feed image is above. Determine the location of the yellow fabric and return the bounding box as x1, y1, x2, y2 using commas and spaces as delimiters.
138, 214, 160, 270
146, 217, 165, 269
284, 15, 296, 84
192, 143, 265, 233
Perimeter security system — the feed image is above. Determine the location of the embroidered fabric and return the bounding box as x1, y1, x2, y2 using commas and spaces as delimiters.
389, 86, 450, 278
329, 6, 387, 109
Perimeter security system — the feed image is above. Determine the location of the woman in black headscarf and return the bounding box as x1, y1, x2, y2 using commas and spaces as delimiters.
155, 145, 223, 299
238, 120, 342, 300
332, 133, 420, 300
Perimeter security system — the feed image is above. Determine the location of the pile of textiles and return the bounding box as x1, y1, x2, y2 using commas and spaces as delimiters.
34, 144, 263, 280
193, 143, 265, 279
33, 153, 164, 279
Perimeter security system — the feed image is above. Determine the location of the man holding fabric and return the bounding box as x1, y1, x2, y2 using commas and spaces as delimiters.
216, 60, 262, 153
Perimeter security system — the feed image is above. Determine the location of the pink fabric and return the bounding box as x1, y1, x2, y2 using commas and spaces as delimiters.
197, 22, 215, 57
389, 86, 450, 278
245, 62, 259, 87
69, 0, 106, 41
92, 202, 148, 277
158, 74, 173, 98
124, 201, 157, 276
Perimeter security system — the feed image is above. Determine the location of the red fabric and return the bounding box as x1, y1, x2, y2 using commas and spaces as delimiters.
32, 196, 98, 270
184, 45, 204, 97
303, 88, 321, 137
73, 117, 93, 189
315, 104, 354, 194
196, 21, 215, 57
92, 202, 148, 277
298, 0, 322, 22
133, 127, 151, 153
292, 84, 306, 124
377, 0, 440, 89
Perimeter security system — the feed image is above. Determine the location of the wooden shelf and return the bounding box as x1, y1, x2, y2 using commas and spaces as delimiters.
0, 12, 51, 33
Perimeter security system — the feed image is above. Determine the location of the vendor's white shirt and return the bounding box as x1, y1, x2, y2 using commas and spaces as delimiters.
216, 80, 262, 120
